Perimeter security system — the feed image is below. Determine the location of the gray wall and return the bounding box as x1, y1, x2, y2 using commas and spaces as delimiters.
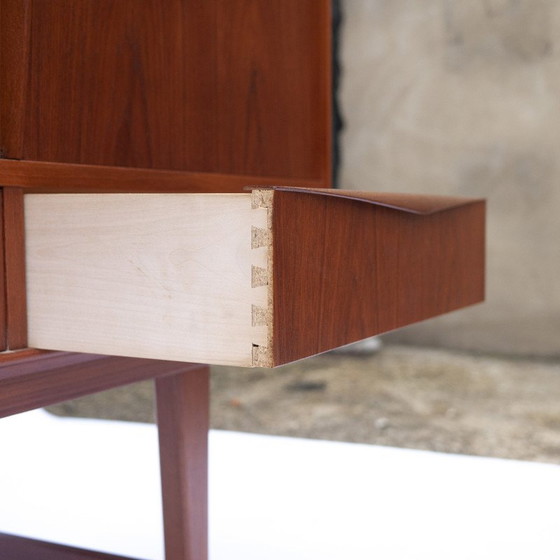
340, 0, 560, 356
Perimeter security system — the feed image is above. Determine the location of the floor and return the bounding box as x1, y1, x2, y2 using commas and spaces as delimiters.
49, 344, 560, 464
2, 409, 560, 560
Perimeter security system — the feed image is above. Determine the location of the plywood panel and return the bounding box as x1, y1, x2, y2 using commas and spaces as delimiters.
25, 194, 271, 366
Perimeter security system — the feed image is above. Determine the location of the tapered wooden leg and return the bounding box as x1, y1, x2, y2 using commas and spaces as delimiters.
155, 364, 209, 560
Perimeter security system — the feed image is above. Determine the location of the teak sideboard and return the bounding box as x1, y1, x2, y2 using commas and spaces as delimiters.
0, 2, 485, 559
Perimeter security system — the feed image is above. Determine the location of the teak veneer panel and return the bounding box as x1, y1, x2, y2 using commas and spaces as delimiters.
0, 191, 6, 350
1, 0, 331, 184
272, 189, 485, 364
0, 159, 325, 194
25, 188, 485, 367
0, 349, 205, 419
3, 187, 27, 349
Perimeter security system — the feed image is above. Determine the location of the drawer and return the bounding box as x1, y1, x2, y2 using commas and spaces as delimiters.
24, 187, 485, 367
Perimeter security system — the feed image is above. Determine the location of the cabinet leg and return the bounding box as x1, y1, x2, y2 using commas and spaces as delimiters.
155, 364, 209, 560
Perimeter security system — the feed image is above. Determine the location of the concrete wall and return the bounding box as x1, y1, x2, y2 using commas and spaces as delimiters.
339, 0, 560, 357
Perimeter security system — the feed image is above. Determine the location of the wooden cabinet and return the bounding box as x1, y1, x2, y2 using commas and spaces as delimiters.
0, 2, 484, 559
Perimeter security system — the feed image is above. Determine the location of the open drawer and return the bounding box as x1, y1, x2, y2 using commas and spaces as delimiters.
24, 187, 485, 367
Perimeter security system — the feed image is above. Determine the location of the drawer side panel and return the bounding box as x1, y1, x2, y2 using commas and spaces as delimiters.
25, 193, 267, 366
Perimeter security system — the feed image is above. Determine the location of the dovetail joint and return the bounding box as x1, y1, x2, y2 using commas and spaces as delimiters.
252, 226, 270, 249
251, 189, 274, 210
251, 188, 273, 367
251, 265, 268, 288
252, 344, 272, 368
252, 305, 270, 327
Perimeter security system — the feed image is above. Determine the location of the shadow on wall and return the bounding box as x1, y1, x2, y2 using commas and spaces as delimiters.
339, 0, 560, 357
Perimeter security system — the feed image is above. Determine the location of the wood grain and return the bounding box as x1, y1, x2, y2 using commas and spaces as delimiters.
0, 350, 204, 418
23, 189, 484, 367
272, 190, 485, 365
0, 192, 6, 350
5, 0, 331, 184
0, 159, 325, 193
0, 0, 31, 158
0, 533, 144, 560
25, 193, 270, 366
3, 187, 27, 349
0, 5, 332, 560
264, 186, 482, 214
155, 365, 210, 560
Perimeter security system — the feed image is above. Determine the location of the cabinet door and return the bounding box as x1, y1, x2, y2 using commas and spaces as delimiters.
0, 0, 332, 184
